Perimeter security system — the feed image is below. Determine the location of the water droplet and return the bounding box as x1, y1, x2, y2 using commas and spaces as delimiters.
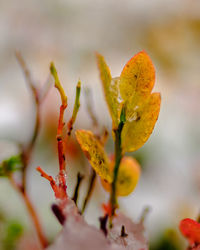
117, 93, 122, 103
109, 77, 122, 104
110, 79, 115, 86
111, 77, 120, 86
55, 170, 67, 186
128, 112, 138, 122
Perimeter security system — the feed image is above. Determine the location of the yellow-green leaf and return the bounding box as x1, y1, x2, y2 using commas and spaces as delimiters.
96, 53, 121, 128
101, 156, 141, 196
119, 51, 155, 119
121, 92, 161, 153
75, 130, 112, 182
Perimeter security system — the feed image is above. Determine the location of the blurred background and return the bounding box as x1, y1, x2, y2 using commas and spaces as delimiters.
0, 0, 200, 249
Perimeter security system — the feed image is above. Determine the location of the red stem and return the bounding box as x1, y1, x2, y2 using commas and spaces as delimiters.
57, 104, 67, 172
9, 175, 48, 248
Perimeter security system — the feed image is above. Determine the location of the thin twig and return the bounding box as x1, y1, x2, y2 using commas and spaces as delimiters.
15, 51, 38, 98
57, 105, 67, 172
67, 80, 81, 138
140, 206, 151, 224
99, 214, 108, 236
72, 172, 84, 205
121, 225, 128, 237
99, 128, 109, 146
50, 63, 68, 197
39, 74, 53, 102
15, 52, 41, 190
50, 62, 67, 173
22, 191, 48, 248
84, 88, 98, 129
81, 168, 96, 214
14, 53, 48, 247
81, 88, 104, 214
8, 175, 48, 248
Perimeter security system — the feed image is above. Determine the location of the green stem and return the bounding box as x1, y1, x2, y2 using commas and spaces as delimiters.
67, 80, 81, 137
109, 107, 126, 221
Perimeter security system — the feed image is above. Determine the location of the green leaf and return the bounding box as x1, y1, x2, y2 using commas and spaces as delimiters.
0, 155, 22, 177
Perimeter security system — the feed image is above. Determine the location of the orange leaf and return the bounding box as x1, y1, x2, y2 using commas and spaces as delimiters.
179, 218, 200, 246
119, 51, 155, 119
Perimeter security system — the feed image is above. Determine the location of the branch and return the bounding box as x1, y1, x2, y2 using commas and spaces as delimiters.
14, 53, 48, 247
8, 174, 48, 248
80, 87, 100, 214
15, 52, 41, 191
84, 87, 98, 129
67, 80, 81, 137
15, 51, 38, 101
36, 167, 67, 200
50, 62, 67, 107
72, 172, 84, 205
50, 62, 67, 174
81, 168, 96, 214
50, 62, 68, 199
109, 105, 126, 223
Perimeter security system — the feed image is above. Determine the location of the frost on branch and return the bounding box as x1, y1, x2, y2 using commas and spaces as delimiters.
48, 198, 148, 250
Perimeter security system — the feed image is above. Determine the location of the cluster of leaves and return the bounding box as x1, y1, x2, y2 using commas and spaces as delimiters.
76, 51, 161, 217
0, 155, 22, 177
0, 50, 162, 250
1, 50, 198, 250
96, 51, 161, 151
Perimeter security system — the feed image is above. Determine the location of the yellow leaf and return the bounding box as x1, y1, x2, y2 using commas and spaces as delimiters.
75, 130, 112, 182
96, 53, 121, 128
119, 51, 155, 119
101, 156, 140, 196
121, 93, 161, 153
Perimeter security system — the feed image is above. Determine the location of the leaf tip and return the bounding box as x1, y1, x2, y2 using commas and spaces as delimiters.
50, 62, 56, 77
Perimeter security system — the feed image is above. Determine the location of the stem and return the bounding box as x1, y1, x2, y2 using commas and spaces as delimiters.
28, 94, 40, 152
57, 104, 67, 172
84, 88, 98, 129
81, 169, 96, 214
22, 97, 40, 190
15, 52, 48, 247
67, 80, 81, 138
22, 191, 48, 248
16, 52, 41, 191
9, 175, 48, 248
50, 62, 68, 199
72, 172, 84, 205
110, 122, 124, 215
109, 106, 126, 220
50, 62, 68, 174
